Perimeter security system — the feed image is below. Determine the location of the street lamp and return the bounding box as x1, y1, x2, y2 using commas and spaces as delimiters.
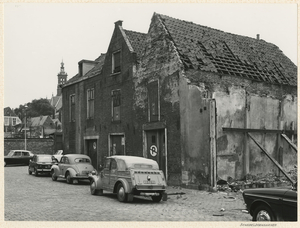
24, 105, 27, 150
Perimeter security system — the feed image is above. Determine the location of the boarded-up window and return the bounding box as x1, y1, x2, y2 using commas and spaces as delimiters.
112, 90, 121, 121
148, 80, 159, 122
70, 94, 75, 122
87, 88, 94, 119
112, 51, 121, 74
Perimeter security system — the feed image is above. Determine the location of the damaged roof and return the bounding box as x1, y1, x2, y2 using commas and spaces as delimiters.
123, 29, 147, 59
156, 13, 297, 86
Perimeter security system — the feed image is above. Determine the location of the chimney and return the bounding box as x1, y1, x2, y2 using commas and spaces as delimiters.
256, 34, 260, 40
115, 20, 123, 27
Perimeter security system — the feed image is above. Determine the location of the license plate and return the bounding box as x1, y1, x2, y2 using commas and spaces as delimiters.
143, 180, 156, 184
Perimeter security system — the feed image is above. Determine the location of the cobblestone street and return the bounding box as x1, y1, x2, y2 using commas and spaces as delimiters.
4, 165, 251, 222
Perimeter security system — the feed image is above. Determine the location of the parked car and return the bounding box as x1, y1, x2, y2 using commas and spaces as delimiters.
4, 150, 34, 167
28, 154, 54, 176
50, 154, 96, 184
89, 155, 167, 203
242, 182, 297, 221
52, 150, 64, 162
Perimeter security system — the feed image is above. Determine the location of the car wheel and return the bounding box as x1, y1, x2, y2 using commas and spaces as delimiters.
117, 183, 127, 202
34, 168, 39, 177
151, 193, 163, 203
253, 205, 276, 221
66, 173, 73, 184
51, 170, 57, 181
28, 168, 32, 175
90, 180, 99, 195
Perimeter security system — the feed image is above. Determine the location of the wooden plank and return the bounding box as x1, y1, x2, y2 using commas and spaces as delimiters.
223, 127, 296, 134
281, 134, 297, 153
248, 133, 294, 184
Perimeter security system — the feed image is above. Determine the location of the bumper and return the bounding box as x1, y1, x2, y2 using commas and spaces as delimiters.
36, 168, 51, 172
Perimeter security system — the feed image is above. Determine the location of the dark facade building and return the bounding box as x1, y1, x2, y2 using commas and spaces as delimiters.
62, 13, 297, 187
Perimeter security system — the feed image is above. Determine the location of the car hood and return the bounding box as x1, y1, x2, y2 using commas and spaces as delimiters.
243, 187, 291, 196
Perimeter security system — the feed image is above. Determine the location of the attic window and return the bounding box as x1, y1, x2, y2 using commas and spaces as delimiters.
112, 51, 121, 74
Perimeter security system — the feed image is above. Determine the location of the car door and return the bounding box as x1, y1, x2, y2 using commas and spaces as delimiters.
58, 156, 67, 177
281, 189, 297, 221
109, 159, 118, 190
22, 151, 31, 165
12, 151, 22, 164
100, 158, 111, 191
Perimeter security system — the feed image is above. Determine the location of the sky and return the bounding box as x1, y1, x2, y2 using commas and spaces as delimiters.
3, 2, 297, 109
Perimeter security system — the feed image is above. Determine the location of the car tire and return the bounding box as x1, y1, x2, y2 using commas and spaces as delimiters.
117, 183, 127, 202
151, 193, 163, 203
34, 168, 39, 177
253, 205, 276, 221
90, 180, 99, 195
51, 170, 57, 181
28, 168, 32, 175
66, 173, 73, 184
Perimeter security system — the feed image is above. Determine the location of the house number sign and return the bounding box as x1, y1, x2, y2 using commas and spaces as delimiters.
150, 145, 157, 157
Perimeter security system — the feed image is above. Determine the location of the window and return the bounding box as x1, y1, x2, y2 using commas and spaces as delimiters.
148, 80, 159, 122
112, 90, 121, 121
12, 118, 16, 126
112, 51, 121, 74
70, 94, 75, 122
87, 88, 94, 119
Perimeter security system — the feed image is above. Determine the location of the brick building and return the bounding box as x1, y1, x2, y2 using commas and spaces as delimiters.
62, 13, 297, 187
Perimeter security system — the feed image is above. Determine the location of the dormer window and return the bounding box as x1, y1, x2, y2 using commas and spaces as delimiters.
112, 51, 121, 74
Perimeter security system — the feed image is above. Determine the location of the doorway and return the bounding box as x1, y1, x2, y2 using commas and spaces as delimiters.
87, 139, 98, 169
145, 129, 166, 176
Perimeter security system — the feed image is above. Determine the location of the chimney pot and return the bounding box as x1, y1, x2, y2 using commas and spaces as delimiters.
257, 34, 260, 40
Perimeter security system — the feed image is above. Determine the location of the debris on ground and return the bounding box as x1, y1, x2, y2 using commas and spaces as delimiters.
216, 167, 297, 193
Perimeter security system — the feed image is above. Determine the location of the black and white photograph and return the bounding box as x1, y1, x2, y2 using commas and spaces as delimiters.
2, 1, 298, 225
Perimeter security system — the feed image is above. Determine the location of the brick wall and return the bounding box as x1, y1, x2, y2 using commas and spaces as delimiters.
4, 138, 54, 155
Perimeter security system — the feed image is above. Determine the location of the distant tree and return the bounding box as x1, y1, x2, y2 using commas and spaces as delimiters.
14, 98, 54, 119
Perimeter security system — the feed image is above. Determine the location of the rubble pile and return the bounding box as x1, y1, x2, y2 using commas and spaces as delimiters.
217, 166, 297, 192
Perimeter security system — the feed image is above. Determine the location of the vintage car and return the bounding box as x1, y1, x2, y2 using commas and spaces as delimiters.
89, 155, 167, 203
51, 154, 96, 184
242, 182, 297, 221
28, 154, 53, 176
4, 150, 34, 167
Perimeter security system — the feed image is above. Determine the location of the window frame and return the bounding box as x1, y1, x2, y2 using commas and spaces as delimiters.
111, 89, 121, 122
86, 88, 95, 119
69, 94, 75, 122
112, 50, 121, 74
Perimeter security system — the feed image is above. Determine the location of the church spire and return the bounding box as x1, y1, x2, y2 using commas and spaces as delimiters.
57, 60, 68, 96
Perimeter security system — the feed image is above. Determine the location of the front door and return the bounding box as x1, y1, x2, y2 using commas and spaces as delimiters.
146, 129, 166, 175
87, 140, 97, 169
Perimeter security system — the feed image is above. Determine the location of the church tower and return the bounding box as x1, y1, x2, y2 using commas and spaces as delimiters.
57, 61, 68, 96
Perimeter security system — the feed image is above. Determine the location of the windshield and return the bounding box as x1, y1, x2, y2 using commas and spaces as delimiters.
37, 156, 53, 162
7, 151, 15, 156
74, 158, 91, 163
